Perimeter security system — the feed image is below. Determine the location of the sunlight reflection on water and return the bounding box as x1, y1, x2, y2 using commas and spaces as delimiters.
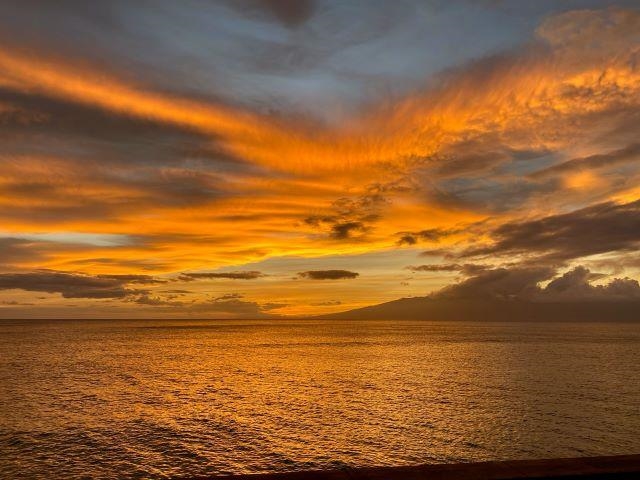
1, 319, 639, 479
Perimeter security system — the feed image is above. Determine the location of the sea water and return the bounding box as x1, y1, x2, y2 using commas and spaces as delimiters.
1, 319, 639, 479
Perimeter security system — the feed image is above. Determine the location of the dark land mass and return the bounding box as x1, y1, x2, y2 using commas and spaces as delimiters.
317, 297, 640, 321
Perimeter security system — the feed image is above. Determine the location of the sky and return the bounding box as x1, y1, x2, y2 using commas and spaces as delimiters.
0, 0, 639, 318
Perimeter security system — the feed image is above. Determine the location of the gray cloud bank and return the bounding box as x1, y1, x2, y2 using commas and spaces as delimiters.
0, 271, 149, 299
461, 199, 640, 262
322, 265, 640, 321
435, 266, 640, 302
0, 269, 286, 318
383, 196, 640, 322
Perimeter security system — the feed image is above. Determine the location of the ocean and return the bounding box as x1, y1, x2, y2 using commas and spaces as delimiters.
1, 319, 639, 479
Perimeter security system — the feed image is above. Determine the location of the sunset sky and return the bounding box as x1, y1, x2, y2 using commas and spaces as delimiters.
1, 0, 639, 318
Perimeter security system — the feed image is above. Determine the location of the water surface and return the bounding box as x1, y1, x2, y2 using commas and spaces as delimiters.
1, 319, 639, 479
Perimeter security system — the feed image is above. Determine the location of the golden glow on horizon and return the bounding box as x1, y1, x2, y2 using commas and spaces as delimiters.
1, 7, 639, 316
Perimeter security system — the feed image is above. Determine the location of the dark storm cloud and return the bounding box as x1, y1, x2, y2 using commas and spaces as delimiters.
298, 270, 359, 280
434, 265, 640, 302
461, 199, 640, 262
0, 271, 148, 299
434, 266, 555, 300
325, 265, 640, 322
179, 271, 265, 281
543, 266, 640, 300
529, 143, 640, 179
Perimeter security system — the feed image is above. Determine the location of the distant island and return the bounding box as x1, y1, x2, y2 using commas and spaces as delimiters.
318, 265, 640, 322
318, 296, 640, 322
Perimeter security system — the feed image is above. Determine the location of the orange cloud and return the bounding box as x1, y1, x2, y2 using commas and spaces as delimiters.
1, 8, 639, 316
2, 10, 638, 175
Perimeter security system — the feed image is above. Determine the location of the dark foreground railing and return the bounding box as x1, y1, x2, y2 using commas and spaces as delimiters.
183, 454, 640, 480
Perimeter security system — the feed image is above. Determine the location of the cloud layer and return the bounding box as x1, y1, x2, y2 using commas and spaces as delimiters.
0, 3, 639, 317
